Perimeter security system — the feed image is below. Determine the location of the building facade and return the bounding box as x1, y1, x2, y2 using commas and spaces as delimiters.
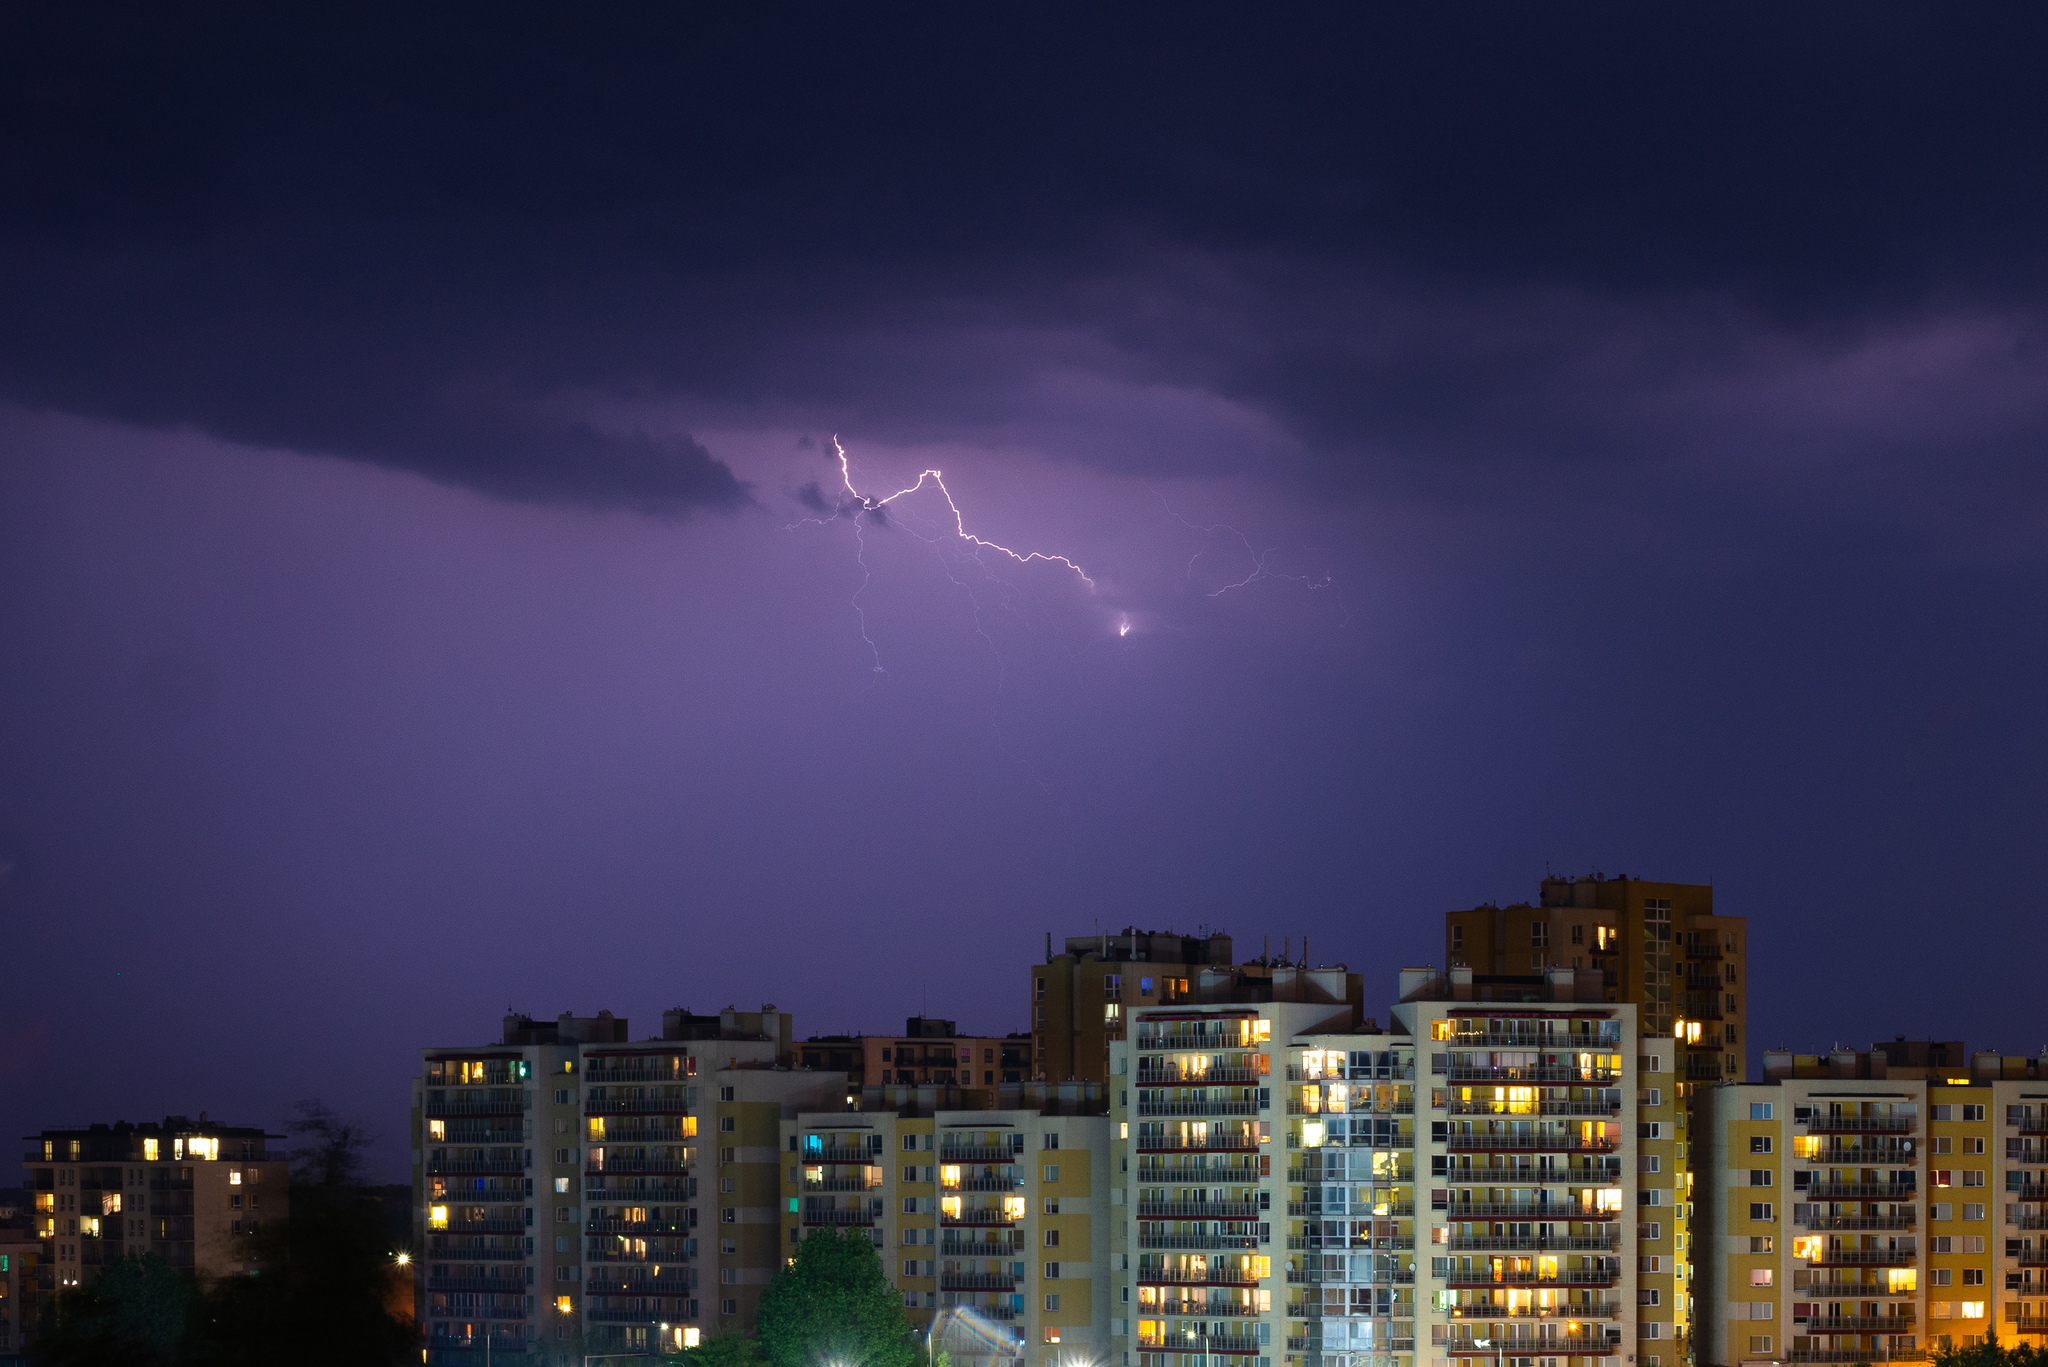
1110, 966, 1669, 1367
780, 1085, 1112, 1367
1696, 1043, 2048, 1367
413, 1005, 846, 1364
799, 1018, 1029, 1090
19, 1115, 288, 1339
0, 1233, 44, 1361
1444, 873, 1747, 1087
1034, 930, 1250, 1084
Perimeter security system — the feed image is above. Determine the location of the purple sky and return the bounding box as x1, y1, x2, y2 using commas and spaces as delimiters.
4, 7, 2048, 1181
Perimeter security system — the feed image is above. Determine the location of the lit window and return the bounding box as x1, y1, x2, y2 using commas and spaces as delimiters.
428, 1121, 446, 1140
430, 1206, 449, 1229
142, 1139, 158, 1162
557, 1296, 573, 1313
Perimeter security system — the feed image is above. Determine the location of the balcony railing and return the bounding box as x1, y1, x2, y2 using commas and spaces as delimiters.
1144, 1068, 1265, 1086
1807, 1183, 1916, 1200
584, 1099, 691, 1116
805, 1147, 876, 1165
939, 1240, 1021, 1258
1445, 1235, 1620, 1252
429, 1187, 524, 1203
2008, 1320, 2048, 1333
1141, 1202, 1261, 1219
1286, 1269, 1414, 1285
1137, 1133, 1260, 1152
1141, 1336, 1265, 1356
1437, 1034, 1623, 1050
426, 1276, 528, 1293
940, 1209, 1018, 1227
1140, 1267, 1264, 1285
801, 1209, 877, 1225
580, 1067, 691, 1084
586, 1218, 689, 1235
424, 1096, 531, 1117
1806, 1317, 1917, 1333
1805, 1149, 1917, 1167
1808, 1248, 1917, 1266
1141, 1099, 1262, 1118
943, 1177, 1023, 1193
1437, 1202, 1620, 1220
1804, 1116, 1916, 1133
938, 1146, 1015, 1163
1449, 1101, 1618, 1118
1442, 1270, 1618, 1288
1445, 1134, 1616, 1153
586, 1157, 690, 1174
1798, 1214, 1916, 1230
939, 1272, 1019, 1291
805, 1177, 883, 1193
426, 1159, 527, 1175
1153, 1301, 1262, 1317
1444, 1302, 1622, 1321
1138, 1234, 1264, 1251
584, 1275, 694, 1295
431, 1217, 527, 1234
1438, 1067, 1620, 1084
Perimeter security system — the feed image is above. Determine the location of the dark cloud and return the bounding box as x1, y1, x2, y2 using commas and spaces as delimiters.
795, 481, 832, 514
4, 5, 2048, 514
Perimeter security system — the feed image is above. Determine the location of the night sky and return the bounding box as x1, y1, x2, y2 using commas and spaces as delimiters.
4, 7, 2046, 1181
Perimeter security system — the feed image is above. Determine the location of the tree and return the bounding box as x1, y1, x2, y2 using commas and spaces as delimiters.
1934, 1345, 2048, 1367
286, 1098, 374, 1195
757, 1230, 921, 1367
28, 1253, 192, 1367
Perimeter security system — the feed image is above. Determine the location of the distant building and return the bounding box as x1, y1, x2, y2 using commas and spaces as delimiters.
1443, 871, 1749, 1085
18, 1114, 289, 1351
413, 1005, 848, 1364
799, 1018, 1031, 1091
0, 1230, 41, 1363
1033, 928, 1365, 1084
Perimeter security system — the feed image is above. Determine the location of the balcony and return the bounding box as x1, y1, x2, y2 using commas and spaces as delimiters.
584, 1098, 691, 1116
426, 1276, 528, 1293
802, 1209, 877, 1226
1807, 1183, 1916, 1200
1441, 1271, 1618, 1288
1438, 1034, 1622, 1050
586, 1157, 690, 1175
1684, 1057, 1727, 1081
938, 1146, 1015, 1163
1445, 1134, 1616, 1153
1445, 1338, 1620, 1357
1137, 1133, 1259, 1153
1286, 1269, 1414, 1285
585, 1274, 694, 1295
1141, 1267, 1264, 1285
1439, 1203, 1620, 1220
1154, 1301, 1263, 1317
941, 1208, 1018, 1227
805, 1176, 883, 1193
424, 1095, 531, 1118
941, 1301, 1018, 1321
580, 1067, 691, 1084
431, 1217, 528, 1235
944, 1177, 1024, 1193
1138, 1234, 1264, 1251
1805, 1281, 1886, 1296
1143, 1100, 1263, 1118
586, 1248, 689, 1265
1141, 1336, 1265, 1356
430, 1187, 525, 1203
805, 1147, 876, 1165
1805, 1116, 1915, 1134
1807, 1248, 1917, 1266
2013, 1186, 2048, 1203
1798, 1214, 1916, 1230
1439, 1067, 1620, 1084
426, 1158, 527, 1175
1805, 1148, 1917, 1167
584, 1308, 689, 1323
940, 1240, 1021, 1258
1449, 1101, 1619, 1118
1686, 940, 1723, 960
2009, 1320, 2048, 1334
2015, 1118, 2048, 1135
586, 1218, 689, 1235
1444, 1302, 1622, 1321
1145, 1067, 1265, 1086
1141, 1201, 1261, 1219
1807, 1317, 1917, 1333
939, 1272, 1019, 1291
1446, 1235, 1620, 1253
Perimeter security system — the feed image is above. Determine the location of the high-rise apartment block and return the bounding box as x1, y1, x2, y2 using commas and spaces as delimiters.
1696, 1040, 2048, 1367
0, 1228, 39, 1359
1445, 873, 1747, 1086
779, 1084, 1112, 1365
1107, 964, 1671, 1367
19, 1115, 288, 1336
1035, 931, 1365, 1084
413, 1005, 847, 1364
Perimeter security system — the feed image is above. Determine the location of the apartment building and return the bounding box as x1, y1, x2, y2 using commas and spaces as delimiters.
797, 1018, 1031, 1089
1111, 965, 1668, 1367
1695, 1041, 2048, 1367
19, 1115, 288, 1324
1444, 872, 1747, 1087
1036, 930, 1264, 1083
779, 1084, 1111, 1367
413, 1005, 845, 1365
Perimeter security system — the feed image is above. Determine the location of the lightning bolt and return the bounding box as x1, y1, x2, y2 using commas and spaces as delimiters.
792, 436, 1095, 678
1163, 497, 1336, 598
